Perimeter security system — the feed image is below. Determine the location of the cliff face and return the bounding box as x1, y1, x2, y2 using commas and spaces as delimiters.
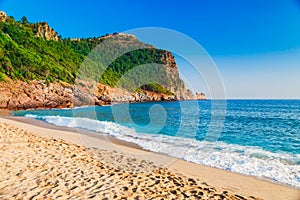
0, 11, 7, 22
0, 15, 206, 110
74, 33, 197, 102
35, 22, 59, 41
0, 80, 73, 110
195, 93, 206, 100
0, 80, 180, 110
158, 51, 194, 100
96, 84, 176, 103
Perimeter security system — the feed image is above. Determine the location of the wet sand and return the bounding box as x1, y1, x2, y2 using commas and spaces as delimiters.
0, 117, 299, 199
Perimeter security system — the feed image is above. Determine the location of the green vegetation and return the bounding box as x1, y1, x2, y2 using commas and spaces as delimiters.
101, 49, 166, 87
0, 72, 8, 82
0, 16, 178, 95
140, 83, 174, 95
0, 18, 81, 82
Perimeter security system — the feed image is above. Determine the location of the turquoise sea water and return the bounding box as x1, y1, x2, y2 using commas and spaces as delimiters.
13, 100, 300, 187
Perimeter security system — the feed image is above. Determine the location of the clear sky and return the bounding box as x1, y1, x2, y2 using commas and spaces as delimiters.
1, 0, 300, 99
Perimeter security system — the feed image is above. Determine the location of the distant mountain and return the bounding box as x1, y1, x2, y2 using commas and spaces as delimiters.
0, 12, 204, 109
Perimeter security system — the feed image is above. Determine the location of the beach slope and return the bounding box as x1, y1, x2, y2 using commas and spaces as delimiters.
0, 117, 299, 199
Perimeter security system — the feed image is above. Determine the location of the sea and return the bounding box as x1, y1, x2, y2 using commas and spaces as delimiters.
12, 100, 300, 188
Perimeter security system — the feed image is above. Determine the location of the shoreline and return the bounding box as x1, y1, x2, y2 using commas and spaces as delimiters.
0, 98, 208, 112
4, 115, 298, 190
0, 116, 299, 199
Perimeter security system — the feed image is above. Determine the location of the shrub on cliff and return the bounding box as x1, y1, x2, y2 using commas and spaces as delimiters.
140, 83, 174, 95
0, 72, 8, 82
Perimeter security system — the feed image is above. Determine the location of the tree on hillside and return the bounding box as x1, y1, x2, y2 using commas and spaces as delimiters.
21, 16, 28, 24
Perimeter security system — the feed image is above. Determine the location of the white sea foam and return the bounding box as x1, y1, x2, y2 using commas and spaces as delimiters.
25, 114, 300, 188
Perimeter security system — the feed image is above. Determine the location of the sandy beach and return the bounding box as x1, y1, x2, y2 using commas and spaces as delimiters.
0, 117, 299, 200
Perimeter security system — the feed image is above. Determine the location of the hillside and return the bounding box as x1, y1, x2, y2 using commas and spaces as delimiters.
0, 12, 204, 109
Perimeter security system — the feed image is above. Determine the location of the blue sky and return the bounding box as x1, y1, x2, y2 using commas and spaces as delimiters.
1, 0, 300, 98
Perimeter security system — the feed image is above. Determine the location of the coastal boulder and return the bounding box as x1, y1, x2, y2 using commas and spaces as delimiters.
195, 92, 206, 100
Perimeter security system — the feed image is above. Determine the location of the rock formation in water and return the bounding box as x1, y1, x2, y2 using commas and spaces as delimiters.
195, 92, 206, 100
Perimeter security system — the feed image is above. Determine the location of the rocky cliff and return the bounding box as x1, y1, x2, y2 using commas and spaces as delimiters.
0, 79, 185, 110
159, 51, 194, 100
35, 22, 59, 41
0, 80, 73, 110
0, 11, 7, 22
195, 92, 206, 100
96, 84, 177, 103
92, 33, 195, 101
0, 14, 206, 110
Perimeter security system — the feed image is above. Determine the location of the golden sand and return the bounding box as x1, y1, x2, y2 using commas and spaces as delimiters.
0, 117, 299, 200
0, 122, 262, 199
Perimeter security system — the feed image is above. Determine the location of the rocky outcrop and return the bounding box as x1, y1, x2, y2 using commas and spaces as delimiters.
195, 92, 206, 100
0, 80, 104, 110
35, 22, 59, 41
158, 51, 194, 100
0, 11, 7, 22
0, 80, 73, 110
96, 84, 134, 103
0, 80, 206, 110
160, 51, 177, 70
69, 33, 197, 101
0, 79, 187, 110
96, 84, 176, 103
